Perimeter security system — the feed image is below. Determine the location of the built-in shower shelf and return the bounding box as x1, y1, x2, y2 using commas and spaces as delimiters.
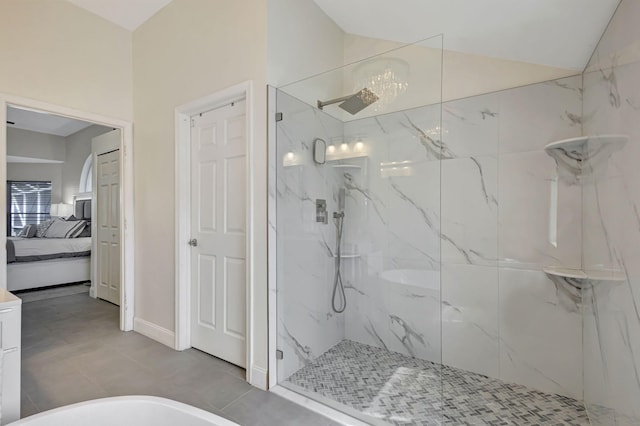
543, 266, 626, 283
544, 135, 628, 179
333, 253, 361, 259
544, 135, 628, 152
331, 164, 362, 170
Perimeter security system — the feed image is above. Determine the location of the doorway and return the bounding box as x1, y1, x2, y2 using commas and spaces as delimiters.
174, 81, 261, 386
189, 100, 247, 368
0, 95, 134, 330
93, 130, 121, 306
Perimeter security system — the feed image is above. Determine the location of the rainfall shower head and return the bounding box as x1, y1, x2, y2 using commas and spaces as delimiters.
317, 88, 379, 115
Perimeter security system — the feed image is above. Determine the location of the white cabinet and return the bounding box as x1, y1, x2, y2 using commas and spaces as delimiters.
0, 290, 21, 424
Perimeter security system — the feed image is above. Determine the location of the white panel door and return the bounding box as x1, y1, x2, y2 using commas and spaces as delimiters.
96, 149, 120, 306
190, 100, 247, 367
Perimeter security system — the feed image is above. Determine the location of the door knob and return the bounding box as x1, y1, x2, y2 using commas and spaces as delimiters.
188, 238, 198, 247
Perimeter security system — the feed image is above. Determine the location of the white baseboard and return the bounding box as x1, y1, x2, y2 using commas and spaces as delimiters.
251, 365, 268, 390
134, 317, 175, 348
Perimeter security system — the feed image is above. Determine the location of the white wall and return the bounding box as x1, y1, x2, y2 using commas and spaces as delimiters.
6, 128, 65, 204
62, 125, 111, 204
6, 163, 62, 204
7, 124, 111, 208
6, 128, 66, 162
133, 0, 269, 383
0, 0, 132, 121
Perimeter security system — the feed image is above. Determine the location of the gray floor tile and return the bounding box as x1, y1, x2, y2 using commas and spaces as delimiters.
222, 389, 332, 426
20, 290, 331, 425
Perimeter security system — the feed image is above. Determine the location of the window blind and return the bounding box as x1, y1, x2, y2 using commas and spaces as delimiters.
7, 181, 52, 236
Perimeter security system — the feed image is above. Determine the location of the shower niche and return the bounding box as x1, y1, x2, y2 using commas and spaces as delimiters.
544, 134, 629, 287
328, 153, 368, 260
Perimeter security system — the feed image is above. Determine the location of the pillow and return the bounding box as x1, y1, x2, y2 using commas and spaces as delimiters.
16, 225, 29, 237
35, 219, 55, 238
17, 224, 36, 238
77, 225, 91, 238
25, 225, 37, 238
43, 219, 87, 238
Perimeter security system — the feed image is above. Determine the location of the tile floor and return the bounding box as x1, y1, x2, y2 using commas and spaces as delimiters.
286, 340, 590, 426
20, 291, 337, 426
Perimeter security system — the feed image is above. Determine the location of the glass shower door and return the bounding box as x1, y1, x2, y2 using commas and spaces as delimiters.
273, 35, 444, 425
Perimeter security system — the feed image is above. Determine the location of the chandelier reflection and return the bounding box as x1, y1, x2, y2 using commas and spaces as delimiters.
353, 58, 409, 112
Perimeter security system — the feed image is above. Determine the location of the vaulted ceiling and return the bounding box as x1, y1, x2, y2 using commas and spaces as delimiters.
66, 0, 172, 31
314, 0, 620, 70
65, 0, 619, 70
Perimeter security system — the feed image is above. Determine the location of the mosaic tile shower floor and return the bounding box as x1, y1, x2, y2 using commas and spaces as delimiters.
285, 340, 589, 426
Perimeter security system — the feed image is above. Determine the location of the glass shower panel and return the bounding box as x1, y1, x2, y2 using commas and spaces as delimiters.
274, 35, 444, 425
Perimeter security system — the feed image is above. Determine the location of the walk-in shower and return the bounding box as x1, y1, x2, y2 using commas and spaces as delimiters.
272, 34, 591, 425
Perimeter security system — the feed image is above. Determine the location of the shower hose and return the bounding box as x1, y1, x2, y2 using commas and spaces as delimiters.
332, 211, 346, 313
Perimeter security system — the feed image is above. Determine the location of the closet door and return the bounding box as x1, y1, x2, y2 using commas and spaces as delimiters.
96, 149, 120, 305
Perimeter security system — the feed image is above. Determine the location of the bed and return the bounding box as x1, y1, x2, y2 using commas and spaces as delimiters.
7, 199, 92, 292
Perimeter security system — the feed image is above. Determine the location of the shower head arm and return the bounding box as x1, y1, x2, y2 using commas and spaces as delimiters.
317, 95, 353, 110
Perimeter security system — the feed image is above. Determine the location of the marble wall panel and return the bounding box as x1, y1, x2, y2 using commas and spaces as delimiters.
583, 4, 640, 419
499, 268, 583, 399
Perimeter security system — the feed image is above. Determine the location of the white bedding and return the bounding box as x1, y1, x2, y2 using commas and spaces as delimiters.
8, 237, 91, 260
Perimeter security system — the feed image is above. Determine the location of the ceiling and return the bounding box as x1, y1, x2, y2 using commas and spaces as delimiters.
63, 0, 619, 70
314, 0, 621, 70
67, 0, 172, 31
7, 107, 94, 137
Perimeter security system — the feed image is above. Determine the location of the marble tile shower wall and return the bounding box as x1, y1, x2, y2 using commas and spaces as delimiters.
275, 92, 345, 382
341, 103, 443, 363
342, 76, 584, 400
581, 0, 640, 424
275, 77, 584, 400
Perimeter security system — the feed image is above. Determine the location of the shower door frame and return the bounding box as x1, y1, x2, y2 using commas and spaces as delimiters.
267, 85, 279, 389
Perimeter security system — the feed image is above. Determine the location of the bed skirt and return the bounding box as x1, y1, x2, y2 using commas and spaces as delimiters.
7, 257, 91, 292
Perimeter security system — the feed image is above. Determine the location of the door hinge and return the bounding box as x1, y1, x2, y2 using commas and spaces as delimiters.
275, 112, 283, 122
276, 349, 283, 360
191, 118, 196, 128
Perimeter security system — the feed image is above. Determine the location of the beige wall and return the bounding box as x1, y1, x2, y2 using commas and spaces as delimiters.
267, 0, 344, 87
62, 125, 111, 204
0, 0, 132, 121
343, 33, 578, 107
133, 0, 269, 375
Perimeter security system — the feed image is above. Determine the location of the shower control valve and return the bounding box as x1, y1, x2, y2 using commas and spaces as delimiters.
316, 199, 328, 224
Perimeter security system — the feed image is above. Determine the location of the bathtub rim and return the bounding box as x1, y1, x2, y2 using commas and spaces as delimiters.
8, 395, 239, 426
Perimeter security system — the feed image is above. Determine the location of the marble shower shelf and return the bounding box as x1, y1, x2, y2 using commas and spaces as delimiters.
544, 134, 628, 152
332, 253, 361, 259
543, 266, 626, 283
331, 164, 362, 170
544, 135, 628, 178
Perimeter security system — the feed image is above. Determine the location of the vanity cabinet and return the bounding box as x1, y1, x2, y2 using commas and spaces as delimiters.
0, 289, 21, 424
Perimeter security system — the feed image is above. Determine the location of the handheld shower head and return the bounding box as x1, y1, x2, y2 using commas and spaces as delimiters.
338, 188, 346, 212
317, 88, 379, 115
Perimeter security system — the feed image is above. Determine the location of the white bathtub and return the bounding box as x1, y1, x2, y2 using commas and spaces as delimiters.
8, 396, 239, 426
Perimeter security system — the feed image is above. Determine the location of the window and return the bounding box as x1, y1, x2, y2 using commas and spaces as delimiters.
7, 181, 52, 236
